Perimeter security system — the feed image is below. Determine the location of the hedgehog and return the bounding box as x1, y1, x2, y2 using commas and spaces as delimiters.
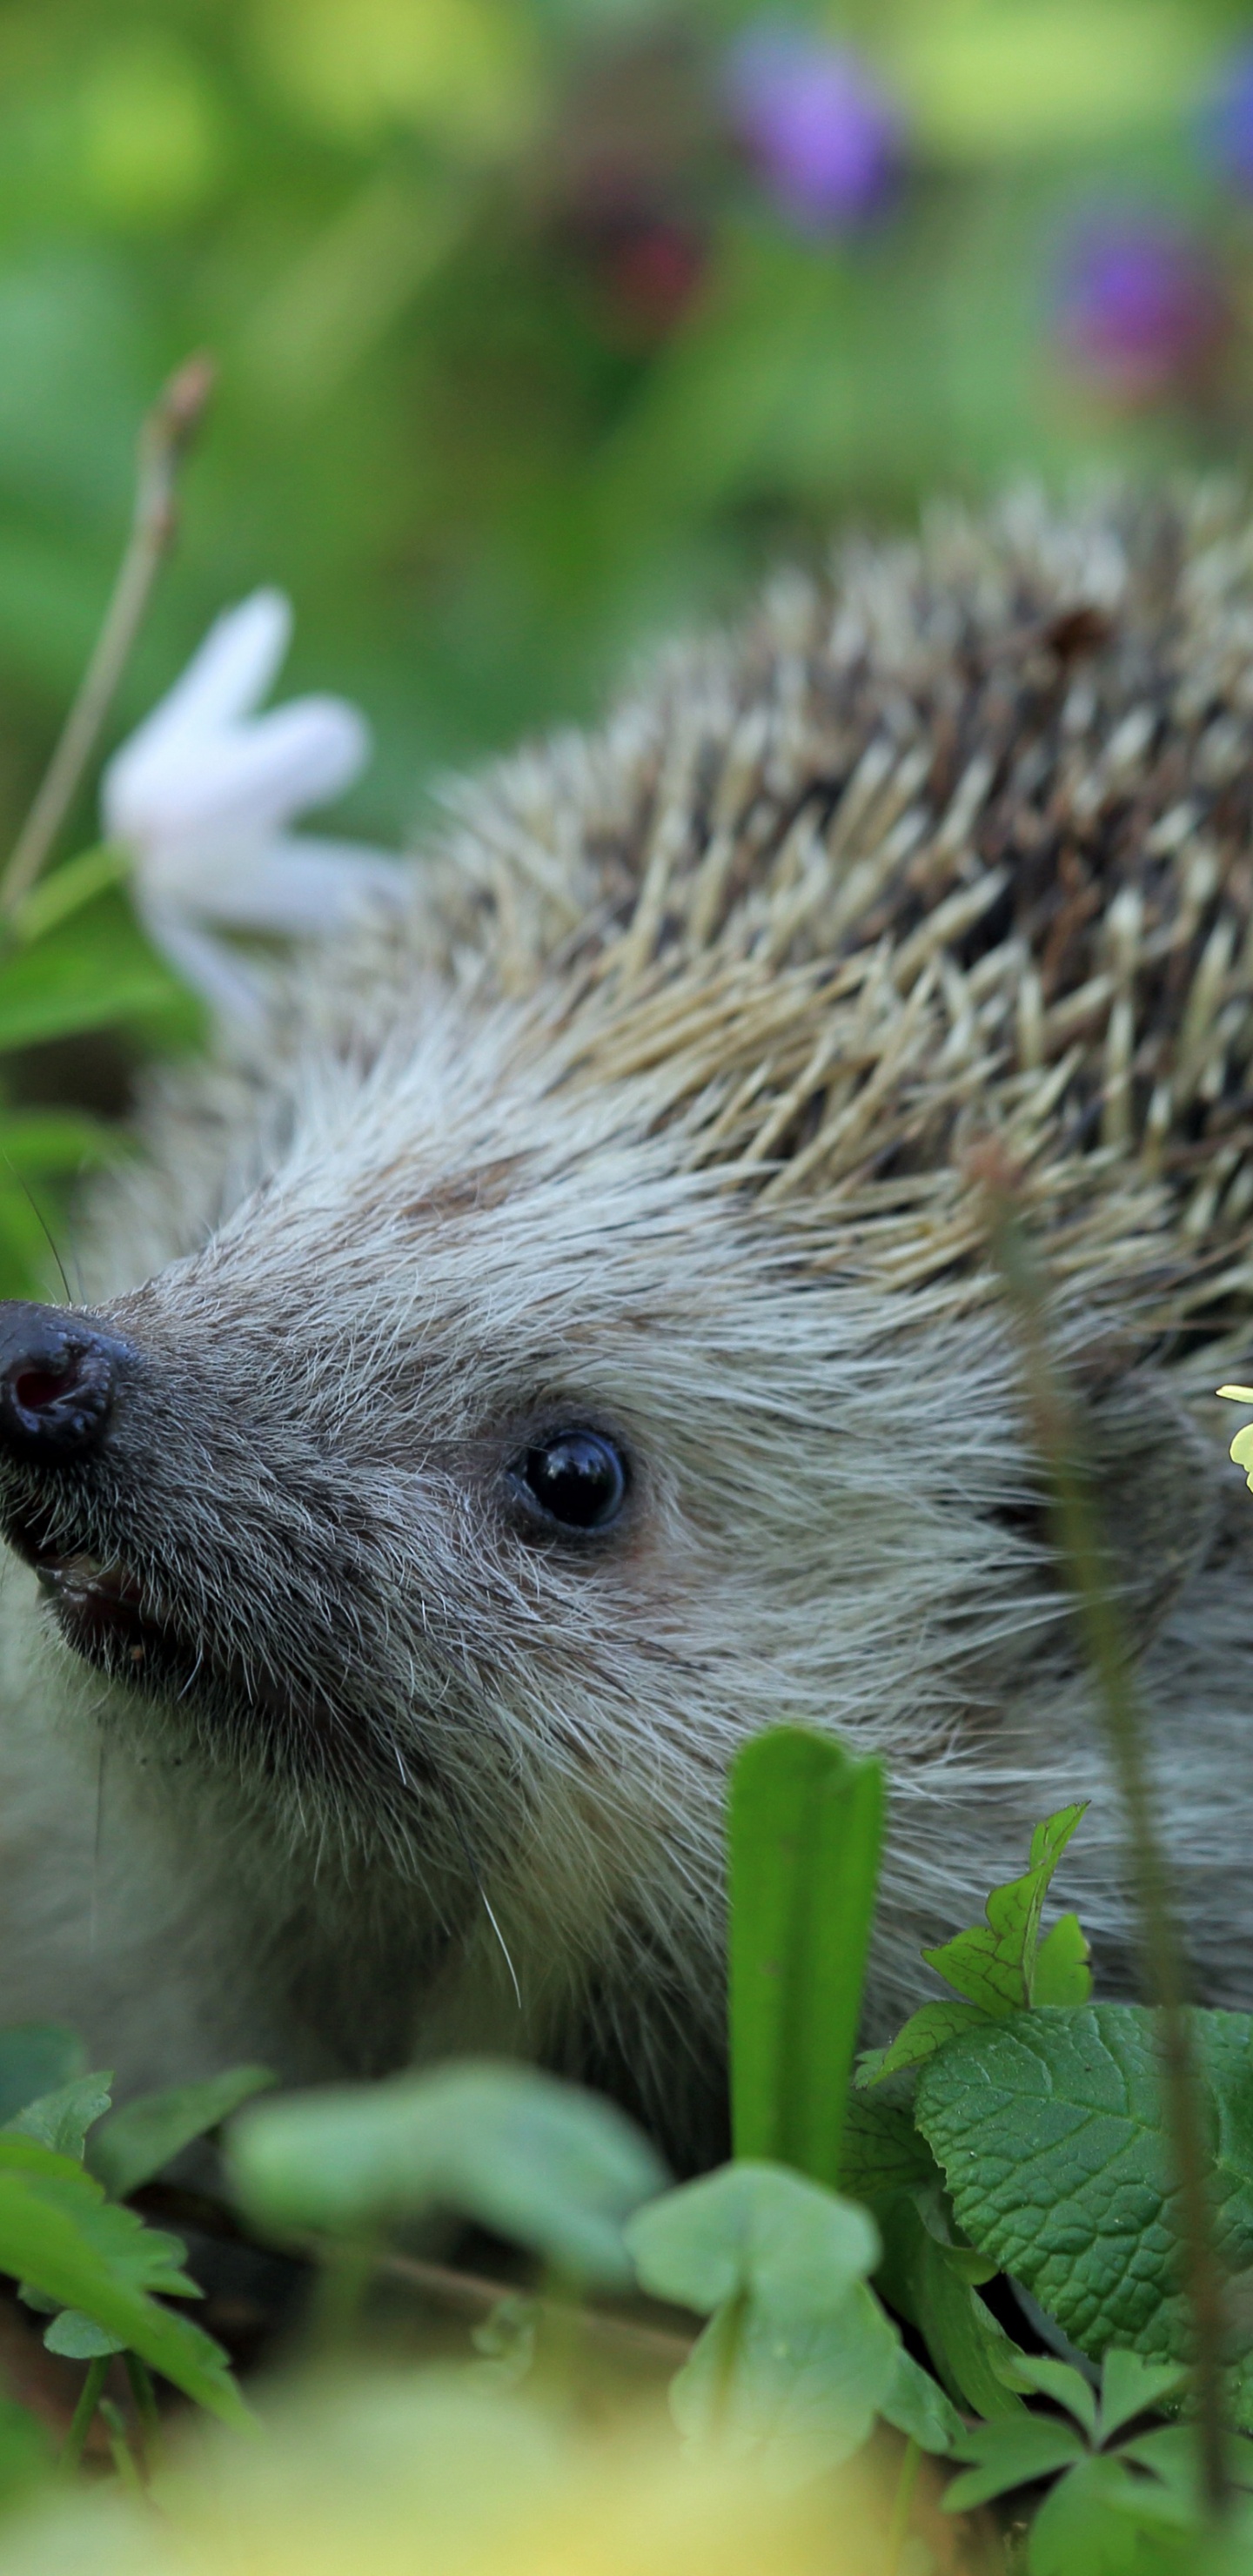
0, 484, 1251, 2167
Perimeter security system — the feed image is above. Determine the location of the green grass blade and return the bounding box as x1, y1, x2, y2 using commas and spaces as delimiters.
728, 1727, 884, 2187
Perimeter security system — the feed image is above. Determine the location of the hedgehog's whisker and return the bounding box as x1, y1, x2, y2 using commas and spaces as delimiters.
452, 1810, 521, 2012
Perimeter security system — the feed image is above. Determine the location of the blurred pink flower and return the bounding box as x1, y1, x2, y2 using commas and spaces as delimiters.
103, 589, 407, 1024
1053, 212, 1230, 406
723, 27, 903, 233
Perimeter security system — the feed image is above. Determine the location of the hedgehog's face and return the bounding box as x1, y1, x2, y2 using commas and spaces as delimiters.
0, 1005, 1058, 1955
0, 1022, 828, 1911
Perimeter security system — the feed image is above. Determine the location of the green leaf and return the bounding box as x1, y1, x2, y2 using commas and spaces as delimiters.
867, 1807, 1092, 2083
89, 2064, 276, 2200
1117, 2421, 1253, 2512
0, 889, 197, 1051
916, 2004, 1253, 2425
878, 2340, 966, 2454
728, 1727, 883, 2189
629, 2164, 958, 2464
942, 2413, 1087, 2511
837, 2084, 938, 2204
921, 1803, 1088, 2016
227, 2059, 667, 2290
3, 2072, 112, 2160
669, 2277, 906, 2469
859, 2002, 989, 2088
0, 2140, 243, 2421
0, 2027, 84, 2126
874, 2191, 1026, 2419
1033, 1913, 1094, 2009
626, 2163, 880, 2320
1025, 2452, 1166, 2576
0, 1110, 116, 1177
1098, 2349, 1191, 2445
1003, 2351, 1098, 2438
42, 2308, 125, 2359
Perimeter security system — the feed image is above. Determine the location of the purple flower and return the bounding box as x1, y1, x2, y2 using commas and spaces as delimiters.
1205, 45, 1253, 197
1053, 212, 1230, 405
723, 26, 903, 233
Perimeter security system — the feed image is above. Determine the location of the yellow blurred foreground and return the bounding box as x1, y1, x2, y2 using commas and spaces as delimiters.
0, 2370, 987, 2576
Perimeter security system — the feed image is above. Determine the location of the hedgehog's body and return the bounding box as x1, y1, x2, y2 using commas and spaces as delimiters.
2, 490, 1253, 2161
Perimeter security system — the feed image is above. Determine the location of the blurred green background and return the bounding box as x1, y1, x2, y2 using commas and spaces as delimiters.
7, 0, 1253, 861
10, 0, 1253, 1287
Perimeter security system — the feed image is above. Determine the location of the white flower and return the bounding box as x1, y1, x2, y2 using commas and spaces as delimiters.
102, 588, 408, 1024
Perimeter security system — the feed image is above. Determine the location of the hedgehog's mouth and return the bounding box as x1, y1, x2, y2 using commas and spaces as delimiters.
3, 1500, 194, 1689
35, 1549, 164, 1674
2, 1500, 349, 1748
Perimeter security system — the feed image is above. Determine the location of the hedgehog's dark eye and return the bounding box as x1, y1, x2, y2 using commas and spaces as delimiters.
515, 1431, 627, 1533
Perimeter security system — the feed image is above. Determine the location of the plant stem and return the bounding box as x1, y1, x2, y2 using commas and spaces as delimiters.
60, 2355, 109, 2474
99, 2398, 145, 2498
124, 2352, 162, 2468
980, 1160, 1230, 2519
0, 352, 215, 920
884, 2435, 921, 2576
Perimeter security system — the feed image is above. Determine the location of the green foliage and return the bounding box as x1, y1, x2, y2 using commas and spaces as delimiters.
917, 2002, 1253, 2425
0, 2028, 282, 2469
0, 841, 198, 1297
626, 2162, 960, 2465
88, 2063, 276, 2201
946, 2349, 1253, 2573
860, 1801, 1091, 2084
226, 2058, 668, 2288
0, 2134, 242, 2421
5, 2070, 113, 2160
728, 1727, 883, 2188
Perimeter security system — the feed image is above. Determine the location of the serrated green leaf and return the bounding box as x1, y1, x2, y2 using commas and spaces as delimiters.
859, 2002, 989, 2087
0, 2143, 243, 2421
915, 2004, 1253, 2425
942, 2413, 1087, 2511
89, 2063, 276, 2200
228, 2059, 666, 2289
3, 2071, 111, 2160
0, 2027, 84, 2126
626, 2163, 879, 2319
728, 1727, 883, 2190
922, 1803, 1087, 2016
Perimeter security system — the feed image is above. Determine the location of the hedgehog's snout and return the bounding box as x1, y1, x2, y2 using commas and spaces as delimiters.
0, 1300, 124, 1463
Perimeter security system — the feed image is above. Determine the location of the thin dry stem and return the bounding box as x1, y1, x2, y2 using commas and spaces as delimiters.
0, 353, 215, 919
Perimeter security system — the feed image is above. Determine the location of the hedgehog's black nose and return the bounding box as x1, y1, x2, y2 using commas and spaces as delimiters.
0, 1302, 121, 1462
